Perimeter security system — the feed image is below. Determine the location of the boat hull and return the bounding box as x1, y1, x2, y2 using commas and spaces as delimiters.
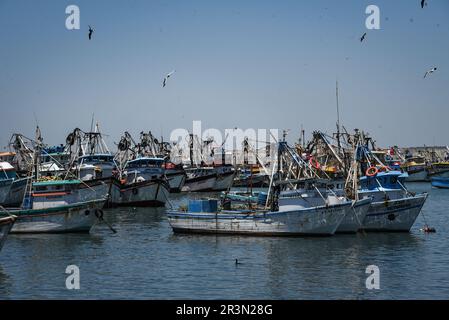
109, 179, 169, 207
360, 194, 427, 232
182, 174, 217, 192
166, 171, 186, 193
0, 215, 16, 252
212, 171, 235, 191
10, 200, 104, 234
167, 202, 350, 236
233, 174, 268, 188
431, 177, 449, 189
32, 178, 111, 209
2, 178, 29, 207
0, 179, 13, 204
336, 198, 371, 233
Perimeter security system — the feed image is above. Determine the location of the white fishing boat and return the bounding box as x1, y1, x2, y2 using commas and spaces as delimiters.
109, 157, 169, 207
9, 199, 105, 234
0, 214, 16, 253
167, 198, 350, 236
358, 171, 428, 232
182, 167, 217, 192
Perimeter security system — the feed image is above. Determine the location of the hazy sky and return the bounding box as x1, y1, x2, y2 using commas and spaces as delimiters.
1, 0, 448, 151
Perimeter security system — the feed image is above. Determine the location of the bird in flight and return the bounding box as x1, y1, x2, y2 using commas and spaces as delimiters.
88, 25, 94, 40
421, 0, 427, 8
162, 70, 175, 87
424, 67, 437, 78
360, 32, 367, 42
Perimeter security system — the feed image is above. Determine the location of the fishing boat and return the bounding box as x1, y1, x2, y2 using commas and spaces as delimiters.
182, 167, 217, 192
30, 178, 110, 209
109, 157, 169, 207
168, 140, 352, 236
358, 170, 428, 232
431, 177, 449, 189
9, 199, 106, 234
167, 196, 350, 236
428, 161, 449, 179
212, 165, 236, 191
402, 156, 428, 182
0, 214, 16, 253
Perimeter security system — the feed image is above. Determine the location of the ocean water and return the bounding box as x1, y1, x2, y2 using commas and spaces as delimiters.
1, 183, 448, 300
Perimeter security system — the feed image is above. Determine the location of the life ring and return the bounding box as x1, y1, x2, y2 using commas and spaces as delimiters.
309, 157, 321, 169
366, 166, 379, 177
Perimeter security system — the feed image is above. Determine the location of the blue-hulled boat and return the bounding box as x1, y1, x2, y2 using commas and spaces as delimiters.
431, 177, 449, 189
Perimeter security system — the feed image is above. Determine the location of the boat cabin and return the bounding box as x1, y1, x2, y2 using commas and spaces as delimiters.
78, 154, 116, 180
124, 157, 165, 183
0, 162, 16, 180
360, 171, 407, 191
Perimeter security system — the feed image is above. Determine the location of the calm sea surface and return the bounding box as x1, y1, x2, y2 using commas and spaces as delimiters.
1, 183, 448, 299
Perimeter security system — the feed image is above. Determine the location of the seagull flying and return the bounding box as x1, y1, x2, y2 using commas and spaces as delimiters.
162, 70, 175, 87
88, 25, 94, 40
360, 32, 367, 42
424, 67, 437, 78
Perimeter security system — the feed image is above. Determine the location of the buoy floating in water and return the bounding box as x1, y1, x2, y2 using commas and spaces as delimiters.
421, 225, 436, 233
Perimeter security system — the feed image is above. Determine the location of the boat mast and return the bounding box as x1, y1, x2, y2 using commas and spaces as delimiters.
336, 80, 342, 154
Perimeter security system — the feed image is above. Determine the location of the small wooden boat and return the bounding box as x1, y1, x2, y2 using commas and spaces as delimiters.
9, 199, 106, 234
431, 177, 449, 189
0, 214, 16, 253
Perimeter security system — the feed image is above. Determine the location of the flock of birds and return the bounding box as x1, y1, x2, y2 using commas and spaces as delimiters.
85, 0, 438, 93
360, 0, 438, 79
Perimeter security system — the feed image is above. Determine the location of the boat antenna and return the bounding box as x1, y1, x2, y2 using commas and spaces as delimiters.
90, 113, 95, 132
